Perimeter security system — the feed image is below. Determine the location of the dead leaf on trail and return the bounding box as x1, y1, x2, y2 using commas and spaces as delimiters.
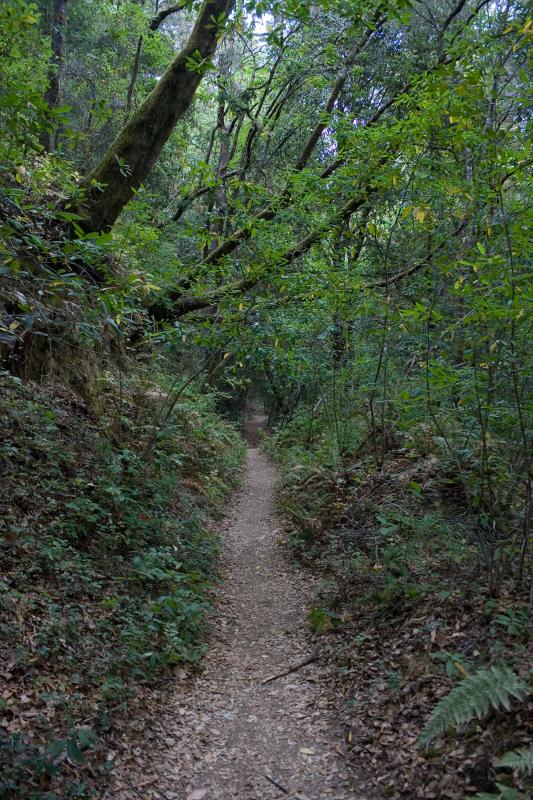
299, 747, 316, 755
187, 790, 208, 800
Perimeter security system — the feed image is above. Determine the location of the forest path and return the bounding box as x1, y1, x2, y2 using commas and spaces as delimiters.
105, 411, 360, 800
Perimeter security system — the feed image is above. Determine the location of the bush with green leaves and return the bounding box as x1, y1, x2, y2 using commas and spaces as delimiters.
0, 369, 244, 797
0, 0, 49, 162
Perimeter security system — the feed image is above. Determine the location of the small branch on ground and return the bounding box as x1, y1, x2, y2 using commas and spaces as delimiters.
264, 773, 290, 794
119, 777, 146, 800
120, 775, 174, 800
261, 649, 319, 684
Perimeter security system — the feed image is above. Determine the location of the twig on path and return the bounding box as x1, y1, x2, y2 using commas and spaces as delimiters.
264, 773, 290, 794
120, 775, 174, 800
119, 777, 146, 800
261, 649, 319, 685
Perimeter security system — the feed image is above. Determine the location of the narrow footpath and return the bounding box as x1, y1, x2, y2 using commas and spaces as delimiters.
105, 413, 360, 800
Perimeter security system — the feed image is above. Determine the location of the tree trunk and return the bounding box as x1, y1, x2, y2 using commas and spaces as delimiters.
125, 35, 143, 113
77, 0, 234, 233
41, 0, 68, 152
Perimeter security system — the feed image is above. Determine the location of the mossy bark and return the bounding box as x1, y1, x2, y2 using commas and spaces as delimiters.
78, 0, 234, 233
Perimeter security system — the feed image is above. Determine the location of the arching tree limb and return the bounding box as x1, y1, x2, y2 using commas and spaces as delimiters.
149, 0, 188, 31
76, 0, 235, 233
150, 180, 375, 321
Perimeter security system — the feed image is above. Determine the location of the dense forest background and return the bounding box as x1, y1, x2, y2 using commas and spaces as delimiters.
0, 0, 531, 798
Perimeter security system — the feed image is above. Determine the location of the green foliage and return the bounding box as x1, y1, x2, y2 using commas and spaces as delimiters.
495, 749, 533, 777
473, 789, 528, 800
419, 666, 528, 745
308, 606, 341, 634
0, 0, 531, 795
493, 606, 531, 638
0, 0, 49, 160
0, 370, 244, 797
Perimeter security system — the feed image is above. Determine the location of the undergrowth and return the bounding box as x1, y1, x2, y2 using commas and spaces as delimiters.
265, 420, 532, 799
0, 368, 244, 799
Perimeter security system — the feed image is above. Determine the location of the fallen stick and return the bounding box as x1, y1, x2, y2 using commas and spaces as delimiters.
264, 773, 289, 794
261, 649, 319, 685
119, 777, 146, 800
120, 775, 174, 800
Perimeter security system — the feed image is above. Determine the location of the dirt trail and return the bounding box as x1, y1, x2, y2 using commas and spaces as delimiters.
105, 412, 359, 800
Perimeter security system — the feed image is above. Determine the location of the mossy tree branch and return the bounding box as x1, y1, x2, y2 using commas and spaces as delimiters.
76, 0, 235, 233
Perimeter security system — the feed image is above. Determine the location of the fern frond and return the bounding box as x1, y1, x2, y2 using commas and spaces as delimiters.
495, 748, 533, 776
419, 665, 527, 745
473, 786, 525, 800
472, 794, 501, 800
